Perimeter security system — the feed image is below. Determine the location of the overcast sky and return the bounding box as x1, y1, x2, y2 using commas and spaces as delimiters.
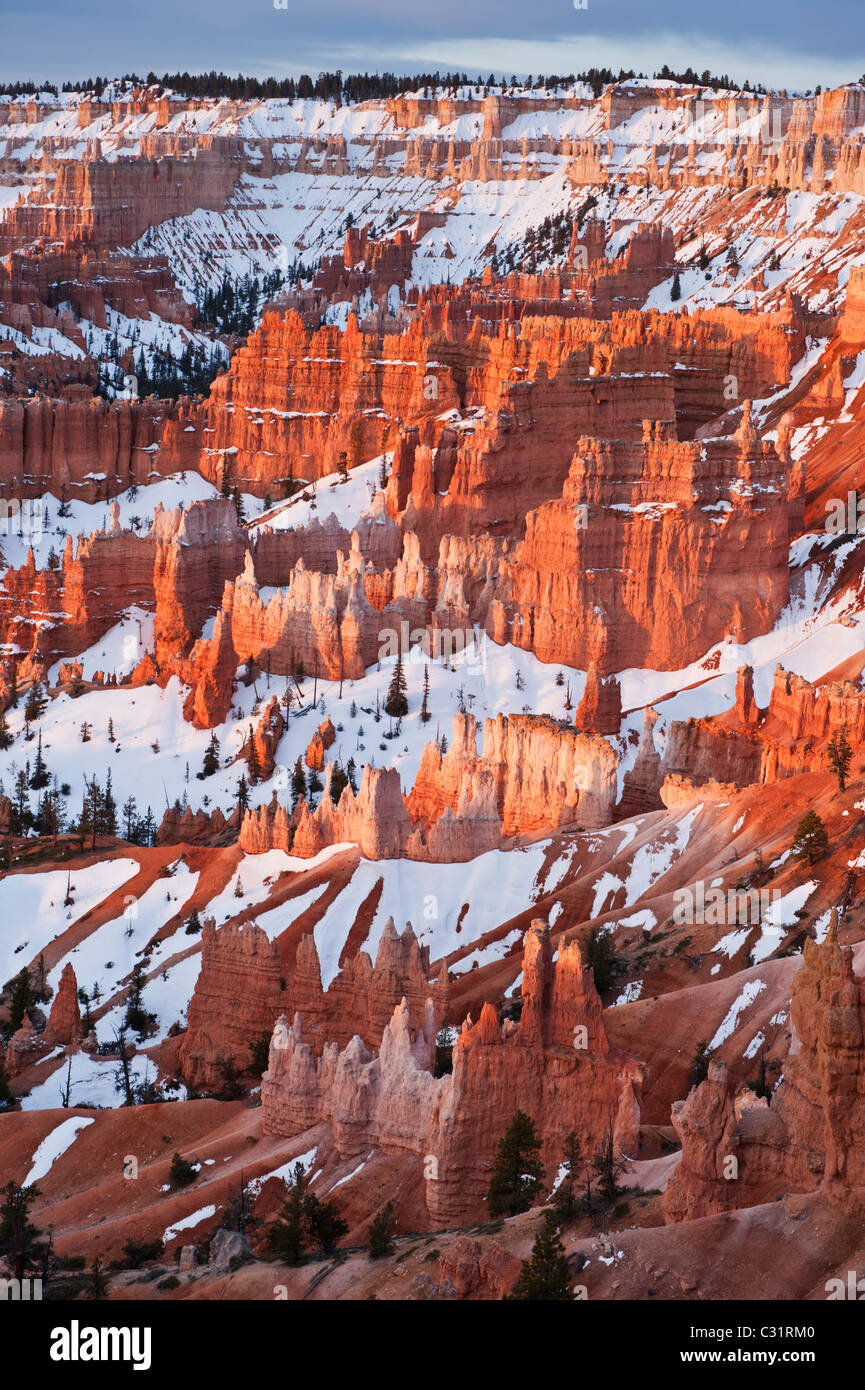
1, 0, 863, 92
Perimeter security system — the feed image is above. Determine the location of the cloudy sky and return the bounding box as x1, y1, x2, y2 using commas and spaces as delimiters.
0, 0, 862, 92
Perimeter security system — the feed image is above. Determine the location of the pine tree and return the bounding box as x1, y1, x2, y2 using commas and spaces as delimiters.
384, 650, 408, 718
124, 960, 156, 1039
420, 663, 431, 722
367, 1201, 396, 1259
107, 717, 115, 743
122, 795, 138, 841
103, 768, 117, 835
24, 681, 46, 722
246, 728, 262, 784
345, 757, 358, 794
291, 756, 307, 810
828, 723, 853, 793
592, 1124, 628, 1205
84, 1255, 111, 1300
337, 449, 349, 483
201, 731, 220, 778
266, 1162, 312, 1265
0, 709, 13, 750
0, 1053, 13, 1110
231, 486, 247, 525
671, 271, 682, 301
236, 774, 250, 815
584, 924, 619, 994
185, 909, 202, 935
553, 1132, 583, 1219
29, 731, 50, 790
308, 1196, 349, 1257
506, 1213, 572, 1300
0, 1181, 48, 1281
169, 1152, 198, 1188
791, 810, 829, 865
679, 1031, 711, 1091
487, 1110, 544, 1218
8, 967, 33, 1032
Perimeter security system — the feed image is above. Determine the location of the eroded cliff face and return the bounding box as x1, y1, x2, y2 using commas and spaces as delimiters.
178, 918, 285, 1089
239, 710, 620, 863
179, 915, 448, 1086
262, 920, 642, 1225
664, 921, 865, 1222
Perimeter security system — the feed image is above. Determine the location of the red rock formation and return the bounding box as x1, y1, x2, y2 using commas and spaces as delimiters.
305, 716, 335, 771
45, 962, 82, 1046
241, 712, 619, 863
286, 918, 449, 1054
262, 920, 642, 1225
575, 662, 623, 734
178, 918, 285, 1089
664, 920, 865, 1222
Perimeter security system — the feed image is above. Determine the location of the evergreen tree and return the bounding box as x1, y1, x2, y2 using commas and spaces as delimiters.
671, 271, 682, 301
185, 908, 203, 935
122, 795, 138, 841
0, 709, 13, 750
506, 1213, 572, 1300
384, 650, 408, 718
84, 1256, 111, 1300
689, 1040, 711, 1089
308, 1196, 348, 1257
29, 731, 50, 789
0, 1053, 14, 1110
248, 1030, 271, 1078
337, 450, 349, 483
584, 924, 618, 994
169, 1152, 198, 1188
307, 766, 323, 806
0, 1181, 48, 1280
236, 774, 250, 815
267, 1162, 312, 1265
231, 486, 247, 525
553, 1132, 583, 1219
246, 728, 262, 784
201, 731, 220, 778
487, 1110, 544, 1218
345, 757, 358, 794
124, 960, 156, 1039
24, 682, 46, 723
420, 663, 431, 722
8, 967, 33, 1033
290, 756, 307, 810
591, 1124, 628, 1205
329, 761, 349, 803
791, 810, 829, 865
828, 723, 853, 793
103, 769, 117, 835
367, 1201, 396, 1259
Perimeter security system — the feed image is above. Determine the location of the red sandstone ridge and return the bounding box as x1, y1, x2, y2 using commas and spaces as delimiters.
178, 918, 284, 1089
239, 711, 620, 863
262, 920, 642, 1225
179, 915, 448, 1086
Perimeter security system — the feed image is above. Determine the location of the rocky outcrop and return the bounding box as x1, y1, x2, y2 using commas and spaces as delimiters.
286, 918, 449, 1054
178, 918, 285, 1089
664, 920, 865, 1222
44, 962, 82, 1046
240, 711, 620, 863
305, 716, 335, 771
575, 662, 623, 734
262, 920, 642, 1225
